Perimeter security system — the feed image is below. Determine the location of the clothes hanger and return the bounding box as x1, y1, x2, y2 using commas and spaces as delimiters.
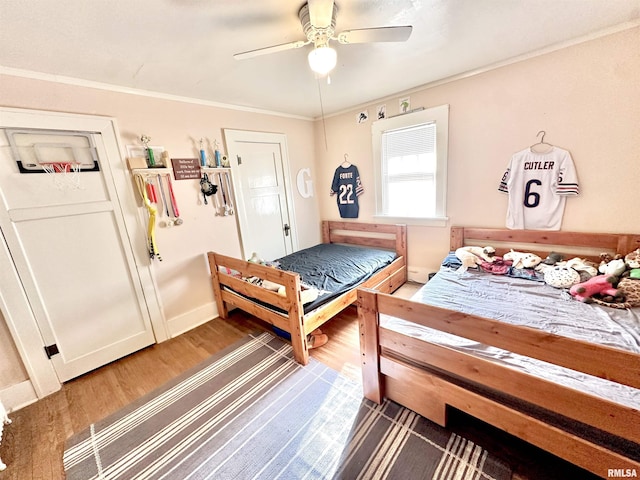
530, 130, 554, 153
341, 153, 351, 168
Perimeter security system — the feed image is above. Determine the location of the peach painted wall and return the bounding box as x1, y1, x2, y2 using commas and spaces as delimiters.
1, 26, 638, 397
0, 77, 320, 394
315, 27, 640, 281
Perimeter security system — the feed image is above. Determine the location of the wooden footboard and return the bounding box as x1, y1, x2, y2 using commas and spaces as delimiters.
208, 252, 307, 361
358, 288, 640, 477
208, 221, 407, 365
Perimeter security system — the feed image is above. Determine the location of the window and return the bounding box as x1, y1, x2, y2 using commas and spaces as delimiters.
372, 105, 449, 223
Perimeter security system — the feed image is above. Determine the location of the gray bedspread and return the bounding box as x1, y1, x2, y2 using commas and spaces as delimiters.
381, 267, 640, 408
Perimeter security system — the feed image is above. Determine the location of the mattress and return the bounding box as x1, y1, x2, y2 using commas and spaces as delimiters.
381, 267, 640, 409
276, 243, 397, 313
227, 243, 397, 315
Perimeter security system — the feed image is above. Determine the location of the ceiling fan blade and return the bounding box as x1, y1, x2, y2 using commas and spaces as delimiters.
308, 0, 335, 29
234, 40, 309, 60
337, 26, 413, 44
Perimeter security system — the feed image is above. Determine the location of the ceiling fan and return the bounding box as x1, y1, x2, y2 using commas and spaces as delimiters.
233, 0, 413, 75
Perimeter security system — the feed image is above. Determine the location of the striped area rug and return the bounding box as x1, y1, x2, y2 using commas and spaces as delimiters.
63, 332, 511, 480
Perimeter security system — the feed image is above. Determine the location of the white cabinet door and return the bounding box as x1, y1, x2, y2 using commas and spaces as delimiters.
0, 111, 155, 382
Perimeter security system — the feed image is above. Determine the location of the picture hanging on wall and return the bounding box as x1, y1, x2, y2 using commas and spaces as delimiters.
399, 96, 411, 113
356, 110, 369, 124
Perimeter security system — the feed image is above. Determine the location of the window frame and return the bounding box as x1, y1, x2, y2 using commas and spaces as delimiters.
372, 104, 449, 226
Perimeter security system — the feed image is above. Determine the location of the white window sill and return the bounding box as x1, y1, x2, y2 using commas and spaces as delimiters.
373, 215, 448, 227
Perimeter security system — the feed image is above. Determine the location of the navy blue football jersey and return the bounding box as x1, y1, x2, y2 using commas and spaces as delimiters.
330, 165, 363, 218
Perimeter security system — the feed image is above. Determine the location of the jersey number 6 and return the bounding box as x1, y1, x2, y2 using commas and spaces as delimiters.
524, 179, 542, 208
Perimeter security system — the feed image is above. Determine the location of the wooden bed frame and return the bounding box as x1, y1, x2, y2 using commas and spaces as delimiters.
358, 227, 640, 478
208, 221, 407, 365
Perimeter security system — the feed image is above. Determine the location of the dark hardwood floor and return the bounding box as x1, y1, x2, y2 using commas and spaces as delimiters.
0, 290, 601, 479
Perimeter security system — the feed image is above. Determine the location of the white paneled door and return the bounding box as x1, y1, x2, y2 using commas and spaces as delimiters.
0, 109, 156, 383
224, 130, 297, 261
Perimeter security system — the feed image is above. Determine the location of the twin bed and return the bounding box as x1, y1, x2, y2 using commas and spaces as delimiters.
358, 227, 640, 478
208, 221, 407, 365
208, 222, 639, 476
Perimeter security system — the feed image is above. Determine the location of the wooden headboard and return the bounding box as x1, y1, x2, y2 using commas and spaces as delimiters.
450, 227, 640, 263
321, 221, 407, 259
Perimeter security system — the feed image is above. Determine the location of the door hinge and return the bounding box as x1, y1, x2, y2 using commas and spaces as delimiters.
44, 344, 59, 359
237, 155, 242, 166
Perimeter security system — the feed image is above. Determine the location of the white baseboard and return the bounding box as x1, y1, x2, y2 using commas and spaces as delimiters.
165, 302, 217, 338
0, 380, 37, 413
407, 266, 434, 284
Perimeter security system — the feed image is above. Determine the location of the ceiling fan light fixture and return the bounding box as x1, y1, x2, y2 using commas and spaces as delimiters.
308, 45, 337, 75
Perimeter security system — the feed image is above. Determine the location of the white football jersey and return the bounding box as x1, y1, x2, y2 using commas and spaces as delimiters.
498, 147, 579, 230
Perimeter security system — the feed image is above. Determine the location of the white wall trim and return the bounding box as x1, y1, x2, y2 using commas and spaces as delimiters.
407, 266, 432, 284
0, 380, 37, 413
0, 66, 313, 122
324, 20, 640, 120
166, 302, 217, 338
2, 21, 636, 123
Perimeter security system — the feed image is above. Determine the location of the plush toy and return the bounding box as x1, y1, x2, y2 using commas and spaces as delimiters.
569, 275, 619, 303
624, 249, 640, 269
542, 252, 564, 265
590, 277, 640, 309
630, 269, 640, 280
544, 265, 581, 288
564, 257, 598, 281
455, 246, 496, 273
598, 258, 626, 277
504, 250, 542, 269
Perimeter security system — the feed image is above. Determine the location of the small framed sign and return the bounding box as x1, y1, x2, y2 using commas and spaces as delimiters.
171, 158, 200, 180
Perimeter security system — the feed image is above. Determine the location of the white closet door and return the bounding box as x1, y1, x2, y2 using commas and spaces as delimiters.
0, 111, 155, 382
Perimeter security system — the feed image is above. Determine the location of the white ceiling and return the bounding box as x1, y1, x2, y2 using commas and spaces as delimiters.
1, 1, 639, 119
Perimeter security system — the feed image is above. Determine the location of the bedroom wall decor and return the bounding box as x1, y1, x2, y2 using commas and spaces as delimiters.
330, 155, 363, 219
498, 131, 579, 230
296, 168, 314, 198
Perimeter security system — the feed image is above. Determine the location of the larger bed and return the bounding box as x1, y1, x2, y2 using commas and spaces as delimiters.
208, 221, 407, 365
358, 227, 640, 478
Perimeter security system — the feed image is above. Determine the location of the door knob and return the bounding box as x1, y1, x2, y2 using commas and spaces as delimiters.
283, 224, 290, 236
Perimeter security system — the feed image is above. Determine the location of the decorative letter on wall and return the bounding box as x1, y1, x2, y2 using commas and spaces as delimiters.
296, 168, 314, 198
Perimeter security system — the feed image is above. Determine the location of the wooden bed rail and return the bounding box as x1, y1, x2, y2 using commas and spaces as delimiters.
208, 252, 307, 363
451, 227, 640, 263
357, 287, 640, 477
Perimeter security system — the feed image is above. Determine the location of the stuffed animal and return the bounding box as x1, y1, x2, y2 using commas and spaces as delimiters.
504, 250, 542, 269
544, 265, 581, 288
598, 258, 626, 277
564, 257, 598, 281
455, 246, 496, 273
624, 249, 640, 269
569, 275, 619, 303
590, 276, 640, 309
542, 252, 564, 265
